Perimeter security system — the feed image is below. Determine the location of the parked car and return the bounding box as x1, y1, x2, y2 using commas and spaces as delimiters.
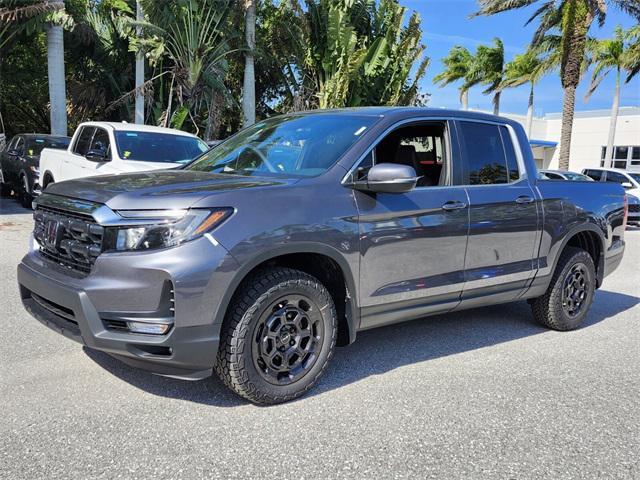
0, 134, 71, 207
625, 193, 640, 226
582, 167, 640, 225
18, 108, 627, 404
539, 169, 593, 181
582, 167, 640, 196
39, 122, 209, 188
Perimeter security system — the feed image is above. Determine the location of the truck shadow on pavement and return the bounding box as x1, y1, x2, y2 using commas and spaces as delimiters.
83, 289, 639, 407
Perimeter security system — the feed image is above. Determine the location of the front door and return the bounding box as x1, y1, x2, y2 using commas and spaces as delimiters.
454, 121, 540, 308
354, 121, 470, 329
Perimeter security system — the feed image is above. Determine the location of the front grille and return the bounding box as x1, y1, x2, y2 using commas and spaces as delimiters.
34, 205, 104, 275
628, 204, 640, 213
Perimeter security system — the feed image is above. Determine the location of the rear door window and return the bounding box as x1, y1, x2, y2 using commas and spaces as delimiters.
73, 127, 96, 156
583, 169, 603, 181
457, 122, 519, 185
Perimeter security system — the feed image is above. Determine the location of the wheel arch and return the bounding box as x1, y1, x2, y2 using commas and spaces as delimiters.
553, 225, 605, 288
216, 244, 359, 346
42, 170, 55, 188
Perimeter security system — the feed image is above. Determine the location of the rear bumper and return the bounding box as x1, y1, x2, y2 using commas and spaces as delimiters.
18, 235, 239, 380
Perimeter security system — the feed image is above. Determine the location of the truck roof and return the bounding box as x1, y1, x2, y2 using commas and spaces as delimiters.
286, 106, 513, 123
77, 121, 199, 138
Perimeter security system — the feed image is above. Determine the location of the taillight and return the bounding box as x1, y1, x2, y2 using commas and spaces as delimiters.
623, 194, 628, 230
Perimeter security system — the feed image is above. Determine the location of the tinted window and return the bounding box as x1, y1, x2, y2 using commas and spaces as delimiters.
544, 172, 563, 180
584, 169, 602, 181
115, 131, 208, 164
74, 127, 95, 156
187, 114, 377, 176
628, 173, 640, 184
606, 171, 628, 184
563, 172, 592, 181
90, 128, 111, 158
459, 122, 509, 185
601, 146, 606, 160
25, 137, 71, 156
632, 147, 640, 160
499, 126, 519, 181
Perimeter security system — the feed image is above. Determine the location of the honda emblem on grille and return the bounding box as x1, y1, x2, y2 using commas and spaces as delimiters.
44, 219, 61, 248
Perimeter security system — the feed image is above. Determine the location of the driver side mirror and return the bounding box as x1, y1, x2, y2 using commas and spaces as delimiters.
621, 182, 634, 189
85, 149, 109, 162
350, 163, 418, 194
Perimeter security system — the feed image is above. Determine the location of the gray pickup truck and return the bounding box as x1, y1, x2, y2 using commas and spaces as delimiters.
18, 108, 627, 404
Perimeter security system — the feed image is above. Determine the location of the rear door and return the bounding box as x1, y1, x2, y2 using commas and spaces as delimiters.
454, 120, 540, 308
354, 120, 470, 329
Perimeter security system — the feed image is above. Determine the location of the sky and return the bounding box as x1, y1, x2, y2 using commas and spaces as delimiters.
406, 0, 640, 116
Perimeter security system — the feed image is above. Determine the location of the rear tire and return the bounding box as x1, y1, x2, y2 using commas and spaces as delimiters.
215, 267, 337, 405
530, 247, 596, 331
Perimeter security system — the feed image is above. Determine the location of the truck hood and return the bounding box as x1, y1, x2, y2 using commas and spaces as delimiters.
44, 170, 298, 210
112, 160, 181, 172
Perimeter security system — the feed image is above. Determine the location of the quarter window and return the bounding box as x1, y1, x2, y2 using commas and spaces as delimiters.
73, 127, 96, 156
458, 122, 516, 185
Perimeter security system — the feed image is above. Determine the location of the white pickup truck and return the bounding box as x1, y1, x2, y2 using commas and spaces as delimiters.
39, 122, 209, 188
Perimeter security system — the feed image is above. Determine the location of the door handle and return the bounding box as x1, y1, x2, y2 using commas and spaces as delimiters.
515, 195, 534, 204
442, 201, 467, 211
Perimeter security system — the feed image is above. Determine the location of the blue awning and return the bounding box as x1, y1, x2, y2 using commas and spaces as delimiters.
529, 139, 558, 148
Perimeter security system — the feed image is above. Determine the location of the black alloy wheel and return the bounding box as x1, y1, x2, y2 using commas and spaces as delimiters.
252, 294, 324, 385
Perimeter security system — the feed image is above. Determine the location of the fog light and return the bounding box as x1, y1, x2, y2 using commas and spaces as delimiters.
126, 321, 172, 335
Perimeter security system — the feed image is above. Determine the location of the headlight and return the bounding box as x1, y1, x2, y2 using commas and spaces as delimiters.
113, 208, 232, 251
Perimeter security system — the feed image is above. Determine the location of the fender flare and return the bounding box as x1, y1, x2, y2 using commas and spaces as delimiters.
548, 223, 606, 287
213, 243, 360, 344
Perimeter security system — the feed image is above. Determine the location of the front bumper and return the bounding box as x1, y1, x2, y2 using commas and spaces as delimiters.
18, 235, 239, 380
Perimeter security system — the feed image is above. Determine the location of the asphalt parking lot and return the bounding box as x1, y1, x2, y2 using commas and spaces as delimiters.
1, 198, 639, 480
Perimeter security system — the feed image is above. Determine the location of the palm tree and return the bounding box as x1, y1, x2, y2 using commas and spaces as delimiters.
473, 37, 505, 115
135, 0, 236, 134
500, 43, 558, 137
0, 1, 69, 136
433, 46, 477, 110
625, 24, 640, 82
242, 0, 256, 127
585, 26, 632, 168
475, 0, 640, 170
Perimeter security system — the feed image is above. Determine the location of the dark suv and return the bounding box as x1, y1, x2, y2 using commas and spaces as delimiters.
18, 108, 627, 404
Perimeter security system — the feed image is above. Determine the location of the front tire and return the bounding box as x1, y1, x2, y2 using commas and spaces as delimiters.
215, 267, 337, 405
19, 175, 32, 209
530, 247, 596, 331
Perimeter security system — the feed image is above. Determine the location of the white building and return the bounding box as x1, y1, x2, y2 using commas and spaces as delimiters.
489, 107, 640, 173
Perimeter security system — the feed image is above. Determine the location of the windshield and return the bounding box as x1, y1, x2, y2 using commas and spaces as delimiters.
186, 113, 377, 177
628, 173, 640, 185
26, 137, 70, 156
114, 131, 208, 164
